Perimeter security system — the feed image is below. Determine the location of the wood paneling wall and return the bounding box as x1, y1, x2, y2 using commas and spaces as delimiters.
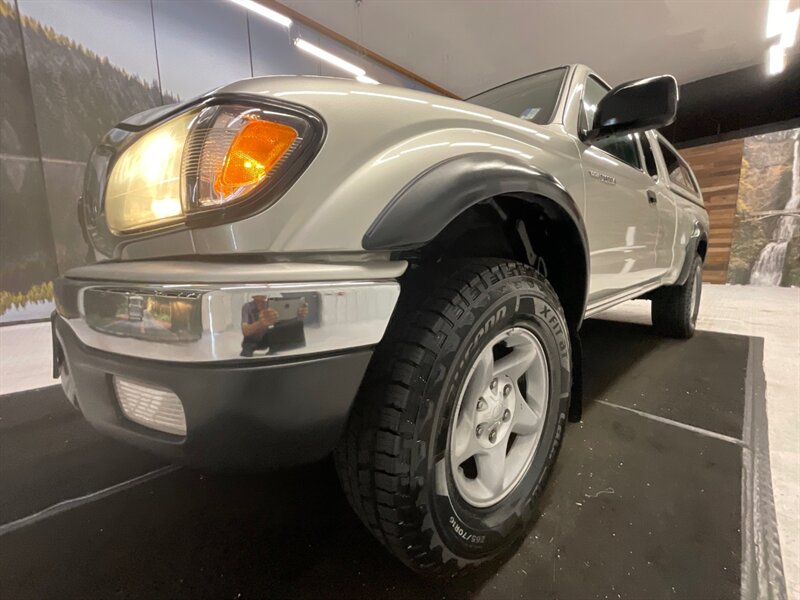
681, 139, 744, 284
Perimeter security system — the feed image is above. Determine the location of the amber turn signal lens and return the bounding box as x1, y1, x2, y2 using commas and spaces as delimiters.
214, 119, 297, 198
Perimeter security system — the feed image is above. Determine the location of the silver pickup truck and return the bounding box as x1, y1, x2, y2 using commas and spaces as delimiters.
52, 64, 708, 576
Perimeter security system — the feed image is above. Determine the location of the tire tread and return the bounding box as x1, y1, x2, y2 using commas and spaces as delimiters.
651, 254, 702, 339
334, 258, 565, 575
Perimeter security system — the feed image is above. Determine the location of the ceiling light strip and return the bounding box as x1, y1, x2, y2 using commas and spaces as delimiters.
765, 0, 799, 75
227, 0, 292, 28
294, 38, 366, 77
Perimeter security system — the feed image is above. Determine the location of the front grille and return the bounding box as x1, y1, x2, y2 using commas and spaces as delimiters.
114, 376, 187, 436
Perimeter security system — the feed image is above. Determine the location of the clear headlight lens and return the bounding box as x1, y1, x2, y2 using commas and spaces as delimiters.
105, 103, 309, 234
106, 112, 195, 233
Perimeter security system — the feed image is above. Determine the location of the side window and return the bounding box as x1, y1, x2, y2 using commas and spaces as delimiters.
580, 76, 606, 132
595, 135, 641, 169
679, 159, 699, 193
640, 133, 659, 178
581, 76, 641, 170
658, 140, 695, 193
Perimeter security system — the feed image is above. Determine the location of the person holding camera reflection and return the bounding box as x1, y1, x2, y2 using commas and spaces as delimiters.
240, 294, 309, 357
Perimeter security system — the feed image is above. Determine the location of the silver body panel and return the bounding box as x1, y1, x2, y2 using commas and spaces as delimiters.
62, 64, 708, 360
66, 259, 408, 284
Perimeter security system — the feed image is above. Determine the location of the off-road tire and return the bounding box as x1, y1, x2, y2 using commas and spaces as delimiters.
334, 258, 571, 577
651, 253, 703, 339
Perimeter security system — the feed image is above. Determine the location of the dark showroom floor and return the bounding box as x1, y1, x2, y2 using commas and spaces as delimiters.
0, 318, 772, 599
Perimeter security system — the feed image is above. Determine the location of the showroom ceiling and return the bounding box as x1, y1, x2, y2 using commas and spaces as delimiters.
280, 0, 800, 97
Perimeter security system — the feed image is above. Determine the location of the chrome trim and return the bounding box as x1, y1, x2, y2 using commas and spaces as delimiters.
60, 280, 400, 362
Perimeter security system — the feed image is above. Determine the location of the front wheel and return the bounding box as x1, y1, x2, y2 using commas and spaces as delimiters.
651, 253, 703, 339
334, 259, 571, 576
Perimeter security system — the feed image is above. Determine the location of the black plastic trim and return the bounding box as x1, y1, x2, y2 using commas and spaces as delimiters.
362, 152, 588, 254
676, 227, 708, 286
54, 316, 371, 469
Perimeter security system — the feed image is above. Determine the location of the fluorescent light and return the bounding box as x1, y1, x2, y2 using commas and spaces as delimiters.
780, 8, 799, 47
356, 75, 379, 85
228, 0, 292, 28
768, 43, 786, 75
294, 38, 366, 77
766, 0, 790, 38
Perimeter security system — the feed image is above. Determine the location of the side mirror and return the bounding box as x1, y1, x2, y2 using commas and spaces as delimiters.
582, 75, 678, 143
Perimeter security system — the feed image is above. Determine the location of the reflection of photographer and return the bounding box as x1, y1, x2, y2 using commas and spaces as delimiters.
240, 294, 309, 357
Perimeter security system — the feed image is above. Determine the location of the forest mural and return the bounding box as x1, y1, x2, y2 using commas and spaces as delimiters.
728, 128, 800, 287
0, 0, 431, 323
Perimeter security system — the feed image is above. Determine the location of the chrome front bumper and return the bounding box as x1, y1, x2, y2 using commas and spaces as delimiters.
54, 261, 403, 363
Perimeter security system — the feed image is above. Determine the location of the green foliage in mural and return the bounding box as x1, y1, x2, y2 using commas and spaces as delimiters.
0, 281, 53, 316
14, 4, 176, 162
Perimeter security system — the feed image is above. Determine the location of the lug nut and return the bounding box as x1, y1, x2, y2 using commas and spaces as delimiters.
477, 398, 487, 411
502, 408, 511, 422
488, 429, 498, 443
476, 424, 485, 437
503, 384, 512, 397
490, 378, 498, 393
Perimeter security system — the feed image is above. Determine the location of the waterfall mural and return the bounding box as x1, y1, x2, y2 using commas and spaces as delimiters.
728, 128, 800, 287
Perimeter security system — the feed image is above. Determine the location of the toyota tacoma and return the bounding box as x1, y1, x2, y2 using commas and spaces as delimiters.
52, 64, 709, 575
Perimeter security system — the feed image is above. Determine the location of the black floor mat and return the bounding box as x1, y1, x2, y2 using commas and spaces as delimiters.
0, 386, 166, 524
582, 319, 747, 439
0, 319, 753, 599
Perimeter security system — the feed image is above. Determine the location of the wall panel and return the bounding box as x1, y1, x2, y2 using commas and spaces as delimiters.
153, 0, 251, 100
681, 139, 744, 284
16, 0, 162, 278
250, 19, 320, 76
0, 0, 59, 320
0, 0, 439, 323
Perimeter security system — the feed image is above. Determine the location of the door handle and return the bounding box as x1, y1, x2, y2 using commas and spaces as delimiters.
646, 190, 658, 205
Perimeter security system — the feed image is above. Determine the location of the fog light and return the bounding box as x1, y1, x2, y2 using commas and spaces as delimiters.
114, 376, 187, 436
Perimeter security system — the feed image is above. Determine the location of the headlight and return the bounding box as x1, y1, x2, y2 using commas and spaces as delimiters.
105, 102, 319, 234
106, 112, 194, 233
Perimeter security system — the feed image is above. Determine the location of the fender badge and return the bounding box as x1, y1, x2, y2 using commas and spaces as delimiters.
588, 170, 616, 185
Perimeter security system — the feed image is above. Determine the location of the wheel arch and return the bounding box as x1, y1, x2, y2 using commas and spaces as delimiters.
362, 153, 590, 330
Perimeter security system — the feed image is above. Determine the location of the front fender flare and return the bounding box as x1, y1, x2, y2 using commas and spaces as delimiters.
362, 152, 587, 253
362, 152, 590, 330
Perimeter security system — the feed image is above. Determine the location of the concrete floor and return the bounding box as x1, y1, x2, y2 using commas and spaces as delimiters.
1, 283, 798, 597
598, 284, 800, 599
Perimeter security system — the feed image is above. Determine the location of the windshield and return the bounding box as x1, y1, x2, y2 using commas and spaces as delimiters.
467, 67, 568, 125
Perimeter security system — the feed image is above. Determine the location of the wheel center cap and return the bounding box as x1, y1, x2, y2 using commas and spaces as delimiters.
489, 401, 503, 421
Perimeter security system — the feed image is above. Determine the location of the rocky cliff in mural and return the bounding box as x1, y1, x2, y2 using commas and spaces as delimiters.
728, 128, 800, 287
